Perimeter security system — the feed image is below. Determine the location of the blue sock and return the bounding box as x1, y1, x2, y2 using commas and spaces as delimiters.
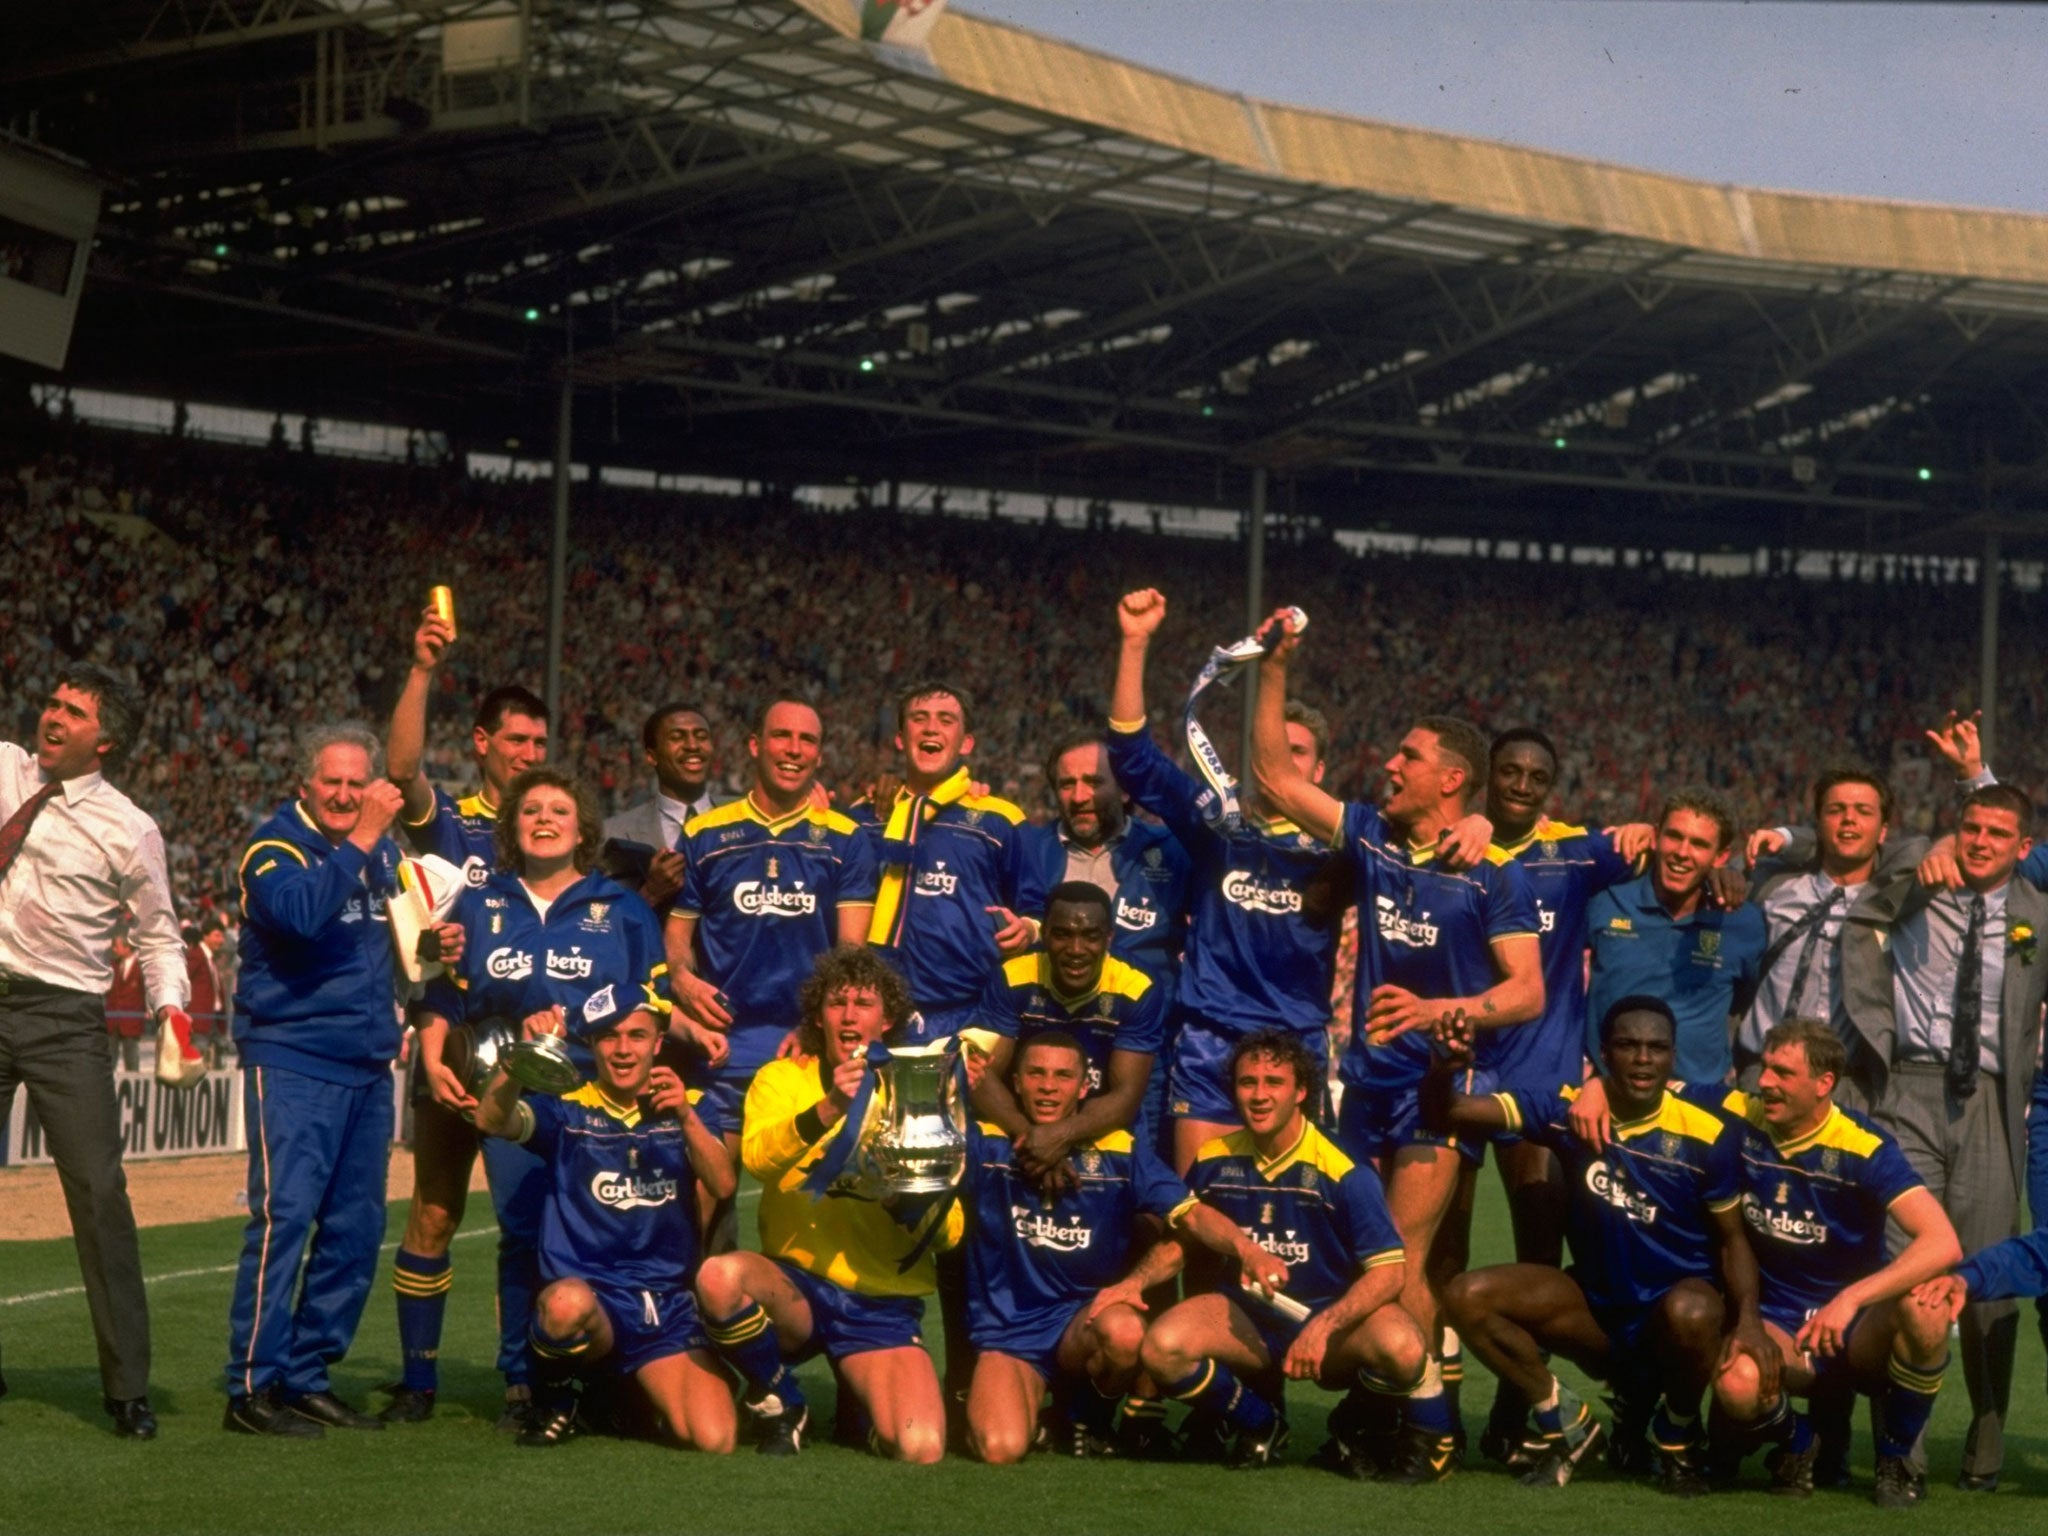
1406, 1356, 1454, 1435
391, 1248, 451, 1393
1068, 1380, 1120, 1437
707, 1304, 805, 1410
1650, 1396, 1699, 1451
1355, 1366, 1418, 1439
1163, 1361, 1276, 1436
1876, 1352, 1946, 1460
1754, 1397, 1812, 1453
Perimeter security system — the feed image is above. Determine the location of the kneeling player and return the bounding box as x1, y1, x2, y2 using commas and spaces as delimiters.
472, 1010, 737, 1453
1706, 1019, 1960, 1507
695, 946, 964, 1464
1138, 1030, 1428, 1474
1429, 998, 1772, 1494
962, 1031, 1194, 1463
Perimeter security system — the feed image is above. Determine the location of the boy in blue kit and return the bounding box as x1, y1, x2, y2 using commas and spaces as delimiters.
1430, 997, 1773, 1495
968, 883, 1164, 1174
474, 1009, 737, 1453
1706, 1020, 1959, 1508
961, 1032, 1196, 1463
664, 698, 877, 1150
1250, 607, 1543, 1474
1138, 1031, 1428, 1474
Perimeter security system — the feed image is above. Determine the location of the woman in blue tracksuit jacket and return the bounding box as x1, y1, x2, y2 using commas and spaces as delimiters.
394, 766, 667, 1422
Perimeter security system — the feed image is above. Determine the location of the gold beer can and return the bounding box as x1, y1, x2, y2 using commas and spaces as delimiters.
428, 584, 457, 639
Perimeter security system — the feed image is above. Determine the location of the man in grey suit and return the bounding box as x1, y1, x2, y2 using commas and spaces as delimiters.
1738, 767, 1931, 1112
603, 702, 728, 906
1840, 781, 2046, 1492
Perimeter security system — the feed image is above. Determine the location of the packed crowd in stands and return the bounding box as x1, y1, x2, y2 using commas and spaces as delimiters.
7, 422, 2044, 923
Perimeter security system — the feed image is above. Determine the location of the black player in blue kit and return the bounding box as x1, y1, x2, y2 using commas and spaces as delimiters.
960, 1031, 1195, 1463
1428, 997, 1774, 1495
1703, 1020, 1960, 1507
473, 1009, 737, 1453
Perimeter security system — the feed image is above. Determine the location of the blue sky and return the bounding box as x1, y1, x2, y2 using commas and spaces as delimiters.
957, 2, 2048, 213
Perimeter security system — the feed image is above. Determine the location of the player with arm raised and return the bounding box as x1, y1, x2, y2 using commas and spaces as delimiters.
1107, 591, 1382, 1176
1250, 607, 1541, 1481
381, 604, 551, 1427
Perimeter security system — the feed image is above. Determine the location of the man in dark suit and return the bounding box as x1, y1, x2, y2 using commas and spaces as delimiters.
1840, 782, 2047, 1492
603, 703, 728, 907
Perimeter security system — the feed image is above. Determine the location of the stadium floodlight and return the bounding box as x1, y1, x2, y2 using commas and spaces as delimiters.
523, 307, 540, 321
859, 357, 876, 372
1917, 467, 1933, 481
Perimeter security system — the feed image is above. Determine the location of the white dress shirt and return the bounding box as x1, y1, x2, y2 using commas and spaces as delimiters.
659, 788, 717, 848
1891, 882, 2008, 1074
0, 741, 189, 1011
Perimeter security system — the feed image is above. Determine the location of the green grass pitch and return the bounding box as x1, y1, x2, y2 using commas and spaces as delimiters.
3, 1174, 2045, 1535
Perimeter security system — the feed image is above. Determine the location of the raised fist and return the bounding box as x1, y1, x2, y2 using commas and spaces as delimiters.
1118, 589, 1167, 640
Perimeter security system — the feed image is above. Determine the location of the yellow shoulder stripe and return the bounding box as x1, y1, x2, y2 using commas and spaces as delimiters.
1002, 953, 1044, 988
239, 839, 308, 876
686, 799, 755, 836
1099, 955, 1153, 1002
1092, 1129, 1135, 1155
960, 793, 1027, 825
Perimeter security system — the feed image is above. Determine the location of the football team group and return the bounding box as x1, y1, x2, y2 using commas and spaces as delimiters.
11, 586, 2048, 1513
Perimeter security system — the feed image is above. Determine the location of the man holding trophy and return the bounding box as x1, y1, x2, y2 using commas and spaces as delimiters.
696, 946, 967, 1463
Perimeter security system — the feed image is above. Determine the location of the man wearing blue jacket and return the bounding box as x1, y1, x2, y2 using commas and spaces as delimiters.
224, 723, 407, 1437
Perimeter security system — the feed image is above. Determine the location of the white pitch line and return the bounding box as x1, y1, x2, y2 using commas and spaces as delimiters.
5, 1181, 764, 1308
1, 1226, 501, 1309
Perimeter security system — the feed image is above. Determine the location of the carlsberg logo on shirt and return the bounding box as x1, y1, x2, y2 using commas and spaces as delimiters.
1247, 1227, 1312, 1266
486, 947, 534, 981
734, 881, 819, 917
1585, 1160, 1659, 1224
1011, 1206, 1093, 1252
1374, 894, 1440, 948
1743, 1194, 1828, 1245
1221, 871, 1301, 916
589, 1171, 678, 1210
1115, 897, 1159, 931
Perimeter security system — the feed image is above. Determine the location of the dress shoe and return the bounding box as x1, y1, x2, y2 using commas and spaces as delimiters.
1957, 1471, 2000, 1493
224, 1391, 324, 1438
106, 1397, 158, 1440
283, 1390, 385, 1430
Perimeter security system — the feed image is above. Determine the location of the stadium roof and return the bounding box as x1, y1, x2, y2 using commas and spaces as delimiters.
14, 0, 2048, 551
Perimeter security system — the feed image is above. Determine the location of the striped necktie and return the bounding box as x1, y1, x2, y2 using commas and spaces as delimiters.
1947, 893, 1986, 1100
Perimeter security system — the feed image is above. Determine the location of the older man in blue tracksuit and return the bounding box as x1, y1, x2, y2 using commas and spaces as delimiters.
224, 724, 408, 1437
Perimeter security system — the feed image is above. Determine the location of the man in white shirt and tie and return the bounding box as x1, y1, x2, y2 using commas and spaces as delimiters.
0, 662, 193, 1439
